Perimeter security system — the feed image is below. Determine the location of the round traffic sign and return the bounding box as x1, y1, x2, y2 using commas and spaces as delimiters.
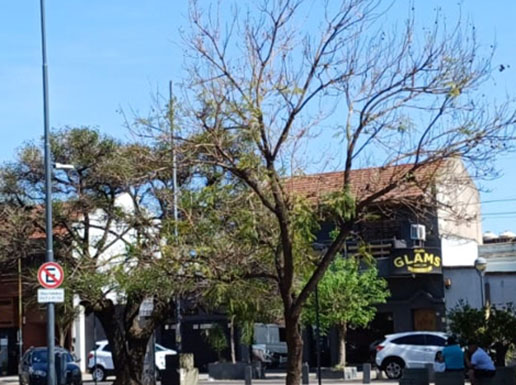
37, 262, 64, 289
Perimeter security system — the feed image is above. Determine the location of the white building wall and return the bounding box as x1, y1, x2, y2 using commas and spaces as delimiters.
441, 237, 478, 267
435, 158, 483, 244
71, 193, 142, 371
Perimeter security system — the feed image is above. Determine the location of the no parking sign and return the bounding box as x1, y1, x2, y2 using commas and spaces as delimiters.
37, 262, 65, 303
38, 262, 64, 288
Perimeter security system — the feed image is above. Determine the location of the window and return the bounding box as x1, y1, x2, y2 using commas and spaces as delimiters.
32, 351, 48, 363
392, 335, 426, 345
425, 335, 446, 347
102, 344, 112, 352
279, 328, 286, 342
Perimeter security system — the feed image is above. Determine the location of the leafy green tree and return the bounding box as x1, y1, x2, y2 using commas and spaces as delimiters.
204, 279, 281, 363
202, 324, 229, 362
448, 301, 516, 366
302, 257, 389, 368
0, 127, 195, 385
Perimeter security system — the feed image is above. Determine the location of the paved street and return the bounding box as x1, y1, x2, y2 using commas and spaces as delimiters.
1, 372, 474, 385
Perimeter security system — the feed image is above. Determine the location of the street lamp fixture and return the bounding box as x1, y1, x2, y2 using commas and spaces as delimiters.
54, 163, 75, 170
474, 257, 487, 273
474, 257, 487, 307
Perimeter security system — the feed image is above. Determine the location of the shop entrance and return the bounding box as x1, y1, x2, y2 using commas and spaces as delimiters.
0, 329, 19, 375
413, 309, 437, 331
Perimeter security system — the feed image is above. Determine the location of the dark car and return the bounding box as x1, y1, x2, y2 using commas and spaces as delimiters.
19, 347, 82, 385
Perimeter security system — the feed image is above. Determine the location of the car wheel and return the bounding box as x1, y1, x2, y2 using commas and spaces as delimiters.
383, 357, 404, 379
91, 365, 106, 382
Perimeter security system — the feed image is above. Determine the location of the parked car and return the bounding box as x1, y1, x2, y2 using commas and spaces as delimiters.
19, 347, 82, 385
375, 331, 447, 379
368, 338, 384, 364
87, 340, 176, 381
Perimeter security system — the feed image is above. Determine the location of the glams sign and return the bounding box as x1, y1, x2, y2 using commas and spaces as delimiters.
391, 248, 442, 275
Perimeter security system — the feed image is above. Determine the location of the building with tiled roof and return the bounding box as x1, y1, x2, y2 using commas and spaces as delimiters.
286, 158, 483, 366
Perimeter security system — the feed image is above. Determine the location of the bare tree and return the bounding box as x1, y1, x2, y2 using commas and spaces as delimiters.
180, 1, 516, 384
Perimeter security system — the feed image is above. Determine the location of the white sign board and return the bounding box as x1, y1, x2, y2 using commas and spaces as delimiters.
38, 288, 65, 303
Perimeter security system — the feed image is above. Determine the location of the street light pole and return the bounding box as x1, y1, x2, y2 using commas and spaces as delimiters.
314, 284, 322, 385
169, 81, 182, 353
39, 1, 56, 384
480, 272, 485, 307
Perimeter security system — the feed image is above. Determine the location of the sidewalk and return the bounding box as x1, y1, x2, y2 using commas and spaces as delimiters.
0, 373, 398, 385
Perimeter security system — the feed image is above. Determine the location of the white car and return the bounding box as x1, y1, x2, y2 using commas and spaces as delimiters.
87, 340, 176, 381
375, 331, 447, 379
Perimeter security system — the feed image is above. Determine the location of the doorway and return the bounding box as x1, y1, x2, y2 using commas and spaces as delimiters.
0, 328, 18, 375
413, 309, 437, 331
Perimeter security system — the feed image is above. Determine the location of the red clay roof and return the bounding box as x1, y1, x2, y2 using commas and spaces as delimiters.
285, 162, 443, 204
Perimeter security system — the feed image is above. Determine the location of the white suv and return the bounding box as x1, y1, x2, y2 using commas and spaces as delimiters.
87, 340, 176, 381
375, 331, 447, 379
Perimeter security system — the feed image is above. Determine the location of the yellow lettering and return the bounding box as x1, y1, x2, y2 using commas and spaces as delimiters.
414, 252, 424, 264
433, 257, 441, 267
404, 255, 414, 265
394, 257, 404, 268
424, 253, 434, 263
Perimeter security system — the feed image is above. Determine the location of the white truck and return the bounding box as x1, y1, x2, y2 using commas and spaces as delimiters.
252, 324, 288, 367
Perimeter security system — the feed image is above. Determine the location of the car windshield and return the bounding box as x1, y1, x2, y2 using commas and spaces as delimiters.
32, 351, 48, 363
31, 350, 72, 363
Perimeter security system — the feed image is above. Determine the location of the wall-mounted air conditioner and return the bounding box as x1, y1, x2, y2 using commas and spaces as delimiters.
410, 224, 426, 241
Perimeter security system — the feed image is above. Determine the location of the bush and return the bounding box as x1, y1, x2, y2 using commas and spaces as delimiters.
448, 301, 516, 366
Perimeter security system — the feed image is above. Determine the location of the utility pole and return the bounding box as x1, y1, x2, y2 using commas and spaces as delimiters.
169, 81, 182, 353
39, 1, 56, 384
18, 257, 23, 366
315, 285, 322, 385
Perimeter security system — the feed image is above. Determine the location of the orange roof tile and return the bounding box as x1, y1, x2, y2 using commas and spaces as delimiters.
285, 162, 442, 204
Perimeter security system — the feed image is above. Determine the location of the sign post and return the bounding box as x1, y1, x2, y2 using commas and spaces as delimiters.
37, 261, 65, 385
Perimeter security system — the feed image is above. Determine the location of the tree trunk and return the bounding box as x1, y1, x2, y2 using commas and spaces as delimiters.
337, 323, 347, 368
58, 328, 66, 348
230, 315, 236, 364
111, 337, 148, 385
285, 313, 303, 385
95, 303, 149, 385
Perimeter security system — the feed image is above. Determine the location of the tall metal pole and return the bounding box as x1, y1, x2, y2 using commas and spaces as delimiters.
480, 272, 485, 308
170, 81, 182, 353
39, 1, 56, 384
93, 316, 97, 385
315, 285, 321, 385
18, 257, 23, 365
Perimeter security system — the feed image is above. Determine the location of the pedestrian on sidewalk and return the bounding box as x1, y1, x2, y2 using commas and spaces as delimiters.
465, 341, 495, 385
441, 335, 464, 372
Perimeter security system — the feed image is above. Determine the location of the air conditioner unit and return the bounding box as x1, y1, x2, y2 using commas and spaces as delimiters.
410, 224, 426, 241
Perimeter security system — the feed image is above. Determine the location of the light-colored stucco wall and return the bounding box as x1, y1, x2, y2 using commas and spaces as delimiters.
441, 237, 479, 267
444, 267, 516, 314
71, 193, 142, 370
443, 267, 483, 310
435, 158, 482, 244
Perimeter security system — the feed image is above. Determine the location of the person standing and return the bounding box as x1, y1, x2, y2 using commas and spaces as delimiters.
465, 342, 495, 385
441, 336, 465, 372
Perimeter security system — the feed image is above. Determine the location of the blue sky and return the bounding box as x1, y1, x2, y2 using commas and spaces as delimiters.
1, 1, 515, 235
